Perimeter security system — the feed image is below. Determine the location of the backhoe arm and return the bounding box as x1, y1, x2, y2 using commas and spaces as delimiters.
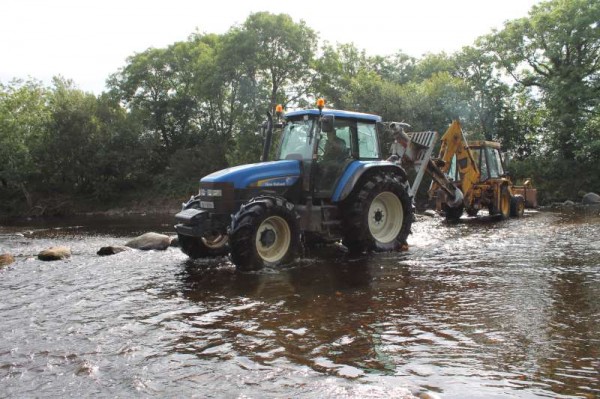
428, 120, 479, 206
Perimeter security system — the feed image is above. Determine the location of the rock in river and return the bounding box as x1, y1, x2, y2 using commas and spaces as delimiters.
38, 246, 71, 261
1, 253, 15, 267
582, 192, 600, 205
97, 246, 131, 256
124, 232, 171, 251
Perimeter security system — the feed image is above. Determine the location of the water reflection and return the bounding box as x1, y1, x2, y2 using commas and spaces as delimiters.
176, 252, 389, 376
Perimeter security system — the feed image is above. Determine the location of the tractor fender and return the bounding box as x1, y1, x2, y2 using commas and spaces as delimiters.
332, 161, 407, 202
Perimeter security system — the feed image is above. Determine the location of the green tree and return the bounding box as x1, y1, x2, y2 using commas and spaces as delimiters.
412, 52, 457, 82
108, 47, 181, 155
370, 51, 417, 85
454, 46, 511, 140
38, 78, 107, 194
228, 12, 317, 112
487, 0, 600, 158
0, 79, 50, 209
403, 72, 472, 132
313, 42, 373, 109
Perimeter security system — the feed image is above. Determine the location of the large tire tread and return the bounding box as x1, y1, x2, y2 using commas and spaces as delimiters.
510, 194, 525, 217
230, 196, 300, 271
178, 234, 229, 259
443, 204, 464, 221
342, 172, 412, 253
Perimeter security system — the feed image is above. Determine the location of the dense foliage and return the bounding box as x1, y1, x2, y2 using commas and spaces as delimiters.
1, 1, 599, 215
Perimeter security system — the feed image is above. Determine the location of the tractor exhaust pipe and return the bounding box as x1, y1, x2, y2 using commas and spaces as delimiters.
261, 111, 273, 162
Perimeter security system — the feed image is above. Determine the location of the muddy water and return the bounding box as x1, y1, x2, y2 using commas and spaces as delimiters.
0, 211, 598, 398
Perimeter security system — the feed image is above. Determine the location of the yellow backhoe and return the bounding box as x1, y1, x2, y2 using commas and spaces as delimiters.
426, 120, 536, 220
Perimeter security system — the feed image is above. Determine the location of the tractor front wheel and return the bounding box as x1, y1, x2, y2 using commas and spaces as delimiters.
229, 196, 300, 271
342, 173, 412, 253
178, 233, 229, 259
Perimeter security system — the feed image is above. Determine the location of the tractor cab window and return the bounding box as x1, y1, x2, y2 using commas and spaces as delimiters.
447, 154, 458, 181
317, 125, 349, 160
357, 122, 379, 159
315, 119, 354, 196
278, 119, 315, 160
474, 148, 488, 180
486, 147, 504, 178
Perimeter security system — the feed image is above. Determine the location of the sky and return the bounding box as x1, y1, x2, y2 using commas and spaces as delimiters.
1, 0, 542, 94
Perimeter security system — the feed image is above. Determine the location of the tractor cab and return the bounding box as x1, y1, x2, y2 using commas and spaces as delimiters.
277, 109, 382, 198
444, 141, 507, 184
468, 141, 506, 182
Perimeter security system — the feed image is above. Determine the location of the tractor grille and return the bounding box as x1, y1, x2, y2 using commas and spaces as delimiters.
198, 182, 235, 213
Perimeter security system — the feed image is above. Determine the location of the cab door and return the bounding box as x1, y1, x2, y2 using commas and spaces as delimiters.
314, 123, 353, 197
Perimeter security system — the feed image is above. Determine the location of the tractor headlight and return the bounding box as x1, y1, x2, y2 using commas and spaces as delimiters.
199, 188, 223, 197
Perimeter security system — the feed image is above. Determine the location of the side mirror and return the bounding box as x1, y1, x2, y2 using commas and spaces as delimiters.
321, 114, 335, 133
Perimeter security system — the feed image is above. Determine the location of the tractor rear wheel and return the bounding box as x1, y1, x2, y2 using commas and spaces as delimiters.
342, 173, 412, 253
489, 186, 511, 219
510, 195, 525, 217
229, 196, 300, 271
491, 186, 511, 219
178, 233, 229, 259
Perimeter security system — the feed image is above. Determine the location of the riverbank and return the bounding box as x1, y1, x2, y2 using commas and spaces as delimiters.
0, 193, 185, 222
76, 196, 182, 217
3, 189, 599, 224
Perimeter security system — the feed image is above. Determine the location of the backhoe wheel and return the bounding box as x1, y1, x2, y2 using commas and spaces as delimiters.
178, 233, 229, 259
510, 195, 525, 217
496, 186, 511, 219
230, 196, 300, 271
342, 172, 412, 253
443, 204, 464, 222
466, 207, 479, 217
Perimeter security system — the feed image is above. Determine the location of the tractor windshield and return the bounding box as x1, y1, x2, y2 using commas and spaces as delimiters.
278, 119, 315, 160
486, 147, 505, 178
471, 145, 505, 180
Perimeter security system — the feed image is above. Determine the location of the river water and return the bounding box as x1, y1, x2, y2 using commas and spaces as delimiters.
0, 210, 599, 398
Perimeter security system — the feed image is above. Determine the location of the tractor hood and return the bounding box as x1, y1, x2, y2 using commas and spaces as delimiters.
201, 160, 301, 189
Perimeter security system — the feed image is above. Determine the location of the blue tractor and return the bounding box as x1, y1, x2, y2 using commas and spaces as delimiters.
175, 102, 413, 271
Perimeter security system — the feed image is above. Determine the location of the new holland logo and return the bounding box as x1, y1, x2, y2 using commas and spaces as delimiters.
258, 176, 299, 187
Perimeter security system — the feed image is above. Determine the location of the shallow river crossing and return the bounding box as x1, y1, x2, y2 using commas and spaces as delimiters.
0, 210, 599, 398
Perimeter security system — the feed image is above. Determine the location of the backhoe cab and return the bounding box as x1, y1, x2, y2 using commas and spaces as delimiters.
428, 120, 536, 220
175, 100, 424, 271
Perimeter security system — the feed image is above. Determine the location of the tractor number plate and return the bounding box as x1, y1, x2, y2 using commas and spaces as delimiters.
200, 201, 214, 209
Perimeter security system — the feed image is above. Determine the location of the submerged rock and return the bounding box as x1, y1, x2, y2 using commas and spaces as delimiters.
582, 192, 600, 205
423, 209, 437, 217
125, 232, 171, 251
169, 235, 179, 247
38, 246, 71, 261
97, 246, 131, 256
0, 253, 15, 267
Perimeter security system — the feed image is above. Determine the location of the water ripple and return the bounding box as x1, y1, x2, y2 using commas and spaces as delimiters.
1, 211, 599, 397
